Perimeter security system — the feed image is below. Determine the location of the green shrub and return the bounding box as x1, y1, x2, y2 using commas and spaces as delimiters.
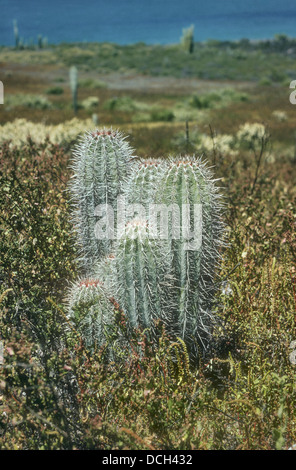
259, 77, 272, 86
103, 96, 150, 113
46, 86, 64, 95
4, 93, 52, 109
80, 96, 99, 109
150, 109, 175, 121
189, 88, 249, 110
78, 78, 107, 89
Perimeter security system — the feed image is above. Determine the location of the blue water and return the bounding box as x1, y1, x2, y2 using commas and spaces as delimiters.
1, 0, 296, 46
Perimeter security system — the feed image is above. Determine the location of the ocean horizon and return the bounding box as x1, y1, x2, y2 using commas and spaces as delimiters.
1, 0, 296, 47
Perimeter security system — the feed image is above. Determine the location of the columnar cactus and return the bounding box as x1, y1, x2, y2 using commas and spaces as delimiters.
154, 155, 225, 356
67, 127, 225, 363
65, 278, 117, 353
69, 66, 78, 114
110, 218, 173, 339
69, 128, 134, 274
13, 19, 19, 49
124, 158, 168, 208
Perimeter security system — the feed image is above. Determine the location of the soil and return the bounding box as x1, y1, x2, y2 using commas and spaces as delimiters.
1, 62, 254, 95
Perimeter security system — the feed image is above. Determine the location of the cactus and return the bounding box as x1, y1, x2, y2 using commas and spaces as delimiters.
154, 155, 225, 357
180, 25, 195, 54
68, 128, 225, 363
123, 158, 169, 230
124, 158, 167, 206
110, 218, 173, 339
69, 128, 134, 274
65, 278, 118, 353
69, 66, 78, 114
13, 19, 20, 49
93, 253, 116, 292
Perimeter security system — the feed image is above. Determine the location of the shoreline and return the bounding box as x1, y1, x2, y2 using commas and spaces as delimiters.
1, 33, 296, 49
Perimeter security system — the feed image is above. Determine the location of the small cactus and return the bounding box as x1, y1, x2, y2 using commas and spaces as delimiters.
65, 278, 117, 354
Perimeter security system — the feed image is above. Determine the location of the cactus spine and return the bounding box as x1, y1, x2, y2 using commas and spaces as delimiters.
69, 128, 134, 274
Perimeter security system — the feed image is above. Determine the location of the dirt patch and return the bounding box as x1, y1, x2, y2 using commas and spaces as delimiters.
1, 62, 255, 95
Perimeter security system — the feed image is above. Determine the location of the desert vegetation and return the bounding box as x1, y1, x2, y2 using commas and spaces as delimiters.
0, 38, 296, 450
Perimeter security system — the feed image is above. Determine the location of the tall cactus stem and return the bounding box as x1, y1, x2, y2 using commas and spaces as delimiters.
69, 128, 134, 274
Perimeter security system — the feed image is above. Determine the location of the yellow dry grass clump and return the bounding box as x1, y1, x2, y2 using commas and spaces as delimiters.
0, 117, 94, 146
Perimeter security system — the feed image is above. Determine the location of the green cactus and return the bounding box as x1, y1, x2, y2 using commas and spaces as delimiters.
124, 158, 174, 240
110, 218, 173, 339
65, 278, 119, 354
13, 19, 20, 49
68, 128, 225, 363
69, 66, 78, 114
180, 25, 195, 54
124, 158, 168, 208
154, 155, 225, 357
69, 128, 134, 274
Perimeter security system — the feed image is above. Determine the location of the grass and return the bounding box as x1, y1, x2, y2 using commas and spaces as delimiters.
0, 38, 296, 450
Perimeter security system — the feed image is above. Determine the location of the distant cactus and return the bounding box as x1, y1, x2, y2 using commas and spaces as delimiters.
69, 66, 78, 114
69, 128, 134, 274
180, 25, 195, 54
13, 19, 19, 49
37, 34, 47, 49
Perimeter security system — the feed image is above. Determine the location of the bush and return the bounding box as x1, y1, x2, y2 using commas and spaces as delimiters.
80, 96, 99, 110
4, 93, 52, 110
189, 89, 249, 110
150, 109, 175, 122
103, 96, 140, 112
46, 86, 64, 95
78, 78, 107, 89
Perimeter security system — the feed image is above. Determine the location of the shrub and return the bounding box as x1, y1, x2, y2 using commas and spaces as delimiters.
4, 93, 52, 110
78, 78, 107, 89
150, 109, 175, 122
46, 86, 64, 95
80, 96, 99, 110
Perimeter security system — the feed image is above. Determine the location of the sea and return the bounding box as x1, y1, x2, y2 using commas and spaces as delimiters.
1, 0, 296, 46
